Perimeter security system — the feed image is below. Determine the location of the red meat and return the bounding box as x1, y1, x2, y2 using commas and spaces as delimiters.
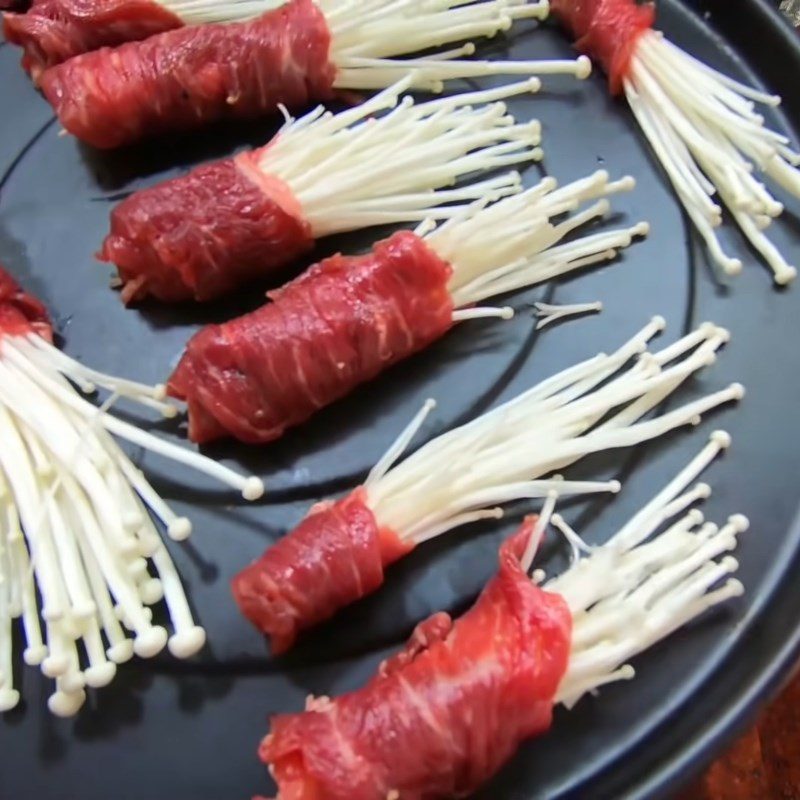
98, 150, 313, 303
232, 489, 412, 654
551, 0, 655, 93
260, 518, 572, 800
39, 0, 335, 148
0, 266, 53, 341
3, 0, 181, 82
167, 230, 454, 443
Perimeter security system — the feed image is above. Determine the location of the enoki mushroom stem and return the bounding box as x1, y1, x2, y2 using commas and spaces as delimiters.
157, 1, 589, 88
261, 78, 543, 236
0, 331, 264, 714
535, 300, 603, 330
323, 0, 590, 91
428, 170, 647, 308
544, 432, 746, 707
364, 318, 742, 545
625, 30, 799, 285
3, 334, 263, 500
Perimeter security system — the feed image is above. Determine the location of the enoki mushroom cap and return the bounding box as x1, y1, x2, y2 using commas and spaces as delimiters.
728, 514, 750, 533
0, 688, 20, 712
694, 483, 712, 500
60, 671, 87, 694
168, 626, 207, 660
686, 508, 705, 526
729, 383, 746, 400
775, 265, 798, 286
48, 689, 86, 718
106, 641, 135, 665
167, 517, 193, 541
23, 645, 48, 666
41, 653, 70, 679
133, 626, 169, 659
84, 662, 117, 689
243, 476, 265, 501
138, 578, 165, 605
710, 430, 732, 449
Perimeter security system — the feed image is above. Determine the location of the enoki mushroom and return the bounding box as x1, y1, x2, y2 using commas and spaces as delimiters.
534, 300, 603, 329
0, 332, 264, 715
260, 77, 545, 236
625, 31, 800, 285
261, 81, 651, 294
427, 168, 647, 310
323, 0, 590, 91
160, 0, 591, 90
539, 430, 747, 707
365, 317, 742, 546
